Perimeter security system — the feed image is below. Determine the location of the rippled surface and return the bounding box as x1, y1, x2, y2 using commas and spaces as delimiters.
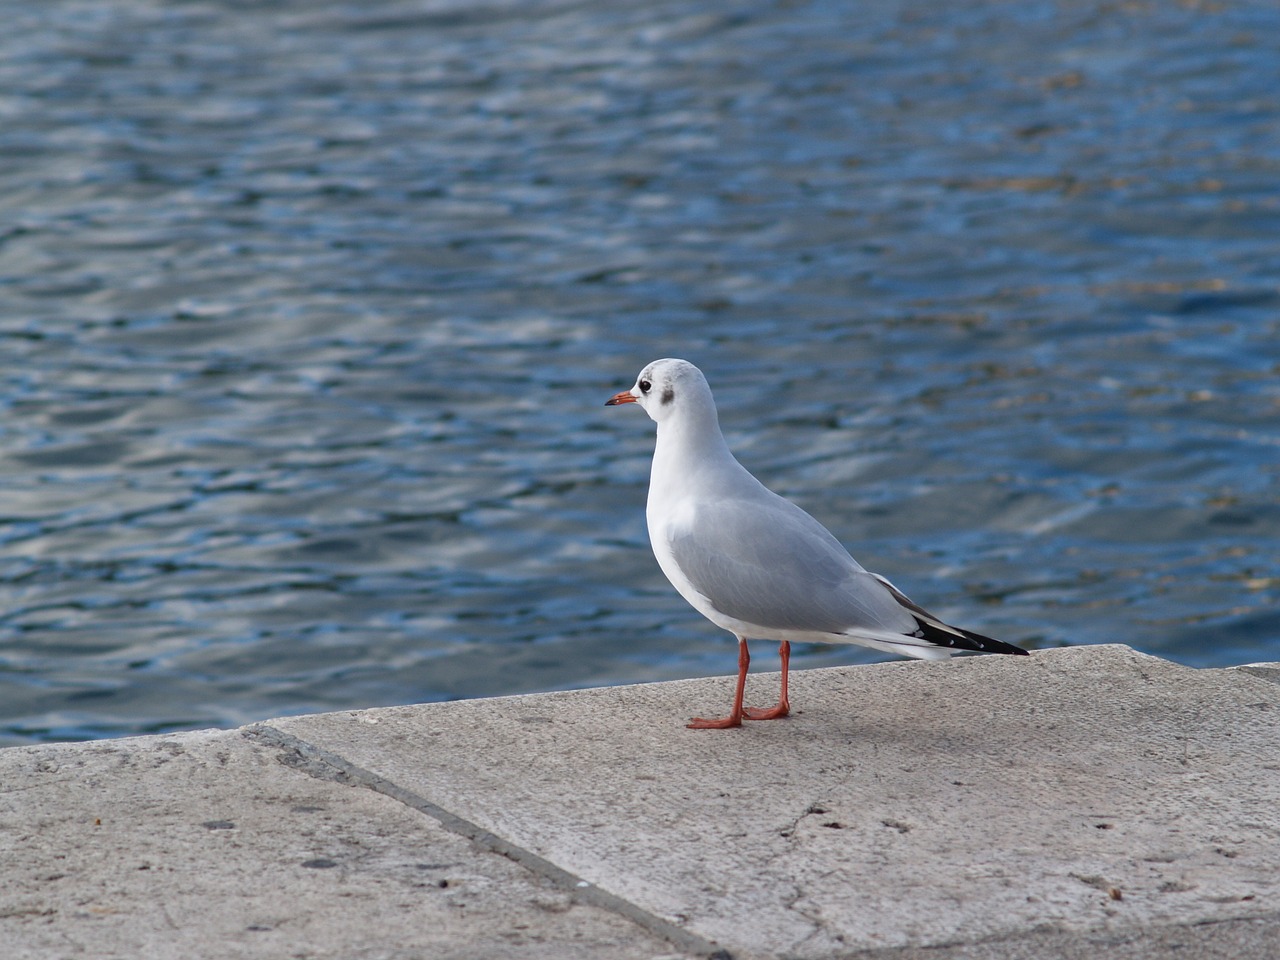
1, 0, 1277, 745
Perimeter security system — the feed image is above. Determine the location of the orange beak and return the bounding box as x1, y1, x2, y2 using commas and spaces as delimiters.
605, 390, 637, 406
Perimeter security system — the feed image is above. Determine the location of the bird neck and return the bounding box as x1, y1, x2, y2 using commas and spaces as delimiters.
649, 407, 735, 502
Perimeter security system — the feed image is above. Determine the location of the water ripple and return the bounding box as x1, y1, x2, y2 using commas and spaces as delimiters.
1, 0, 1277, 744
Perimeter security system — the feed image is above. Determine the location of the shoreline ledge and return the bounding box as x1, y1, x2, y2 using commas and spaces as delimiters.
4, 644, 1280, 959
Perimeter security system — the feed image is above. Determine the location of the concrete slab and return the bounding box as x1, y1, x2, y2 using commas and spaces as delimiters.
0, 728, 689, 960
4, 644, 1280, 959
267, 644, 1280, 959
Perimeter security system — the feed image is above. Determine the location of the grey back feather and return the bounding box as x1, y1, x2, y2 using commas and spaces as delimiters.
665, 493, 917, 637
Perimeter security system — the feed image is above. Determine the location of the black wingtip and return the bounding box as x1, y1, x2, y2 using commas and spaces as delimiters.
914, 617, 1030, 656
874, 574, 1030, 656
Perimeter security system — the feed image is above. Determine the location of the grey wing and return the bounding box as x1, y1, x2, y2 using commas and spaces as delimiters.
666, 494, 918, 637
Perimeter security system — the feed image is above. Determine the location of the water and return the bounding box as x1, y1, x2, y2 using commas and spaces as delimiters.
1, 0, 1277, 746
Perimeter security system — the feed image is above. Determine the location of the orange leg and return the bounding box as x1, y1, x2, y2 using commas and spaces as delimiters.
688, 636, 749, 729
743, 641, 790, 721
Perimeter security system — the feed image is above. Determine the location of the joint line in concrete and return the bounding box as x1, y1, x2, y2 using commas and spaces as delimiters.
248, 723, 729, 960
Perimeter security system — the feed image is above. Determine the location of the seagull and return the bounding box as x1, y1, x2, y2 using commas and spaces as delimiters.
606, 358, 1028, 729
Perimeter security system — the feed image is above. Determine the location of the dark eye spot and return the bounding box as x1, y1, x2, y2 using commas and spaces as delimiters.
638, 379, 651, 393
661, 386, 674, 405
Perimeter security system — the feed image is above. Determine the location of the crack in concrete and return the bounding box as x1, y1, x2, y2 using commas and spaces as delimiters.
779, 801, 830, 840
245, 723, 729, 960
778, 882, 831, 958
769, 802, 838, 952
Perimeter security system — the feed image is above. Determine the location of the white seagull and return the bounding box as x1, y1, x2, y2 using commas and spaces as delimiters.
606, 358, 1028, 729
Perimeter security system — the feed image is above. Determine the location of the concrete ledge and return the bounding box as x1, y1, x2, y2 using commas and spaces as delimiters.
4, 644, 1280, 959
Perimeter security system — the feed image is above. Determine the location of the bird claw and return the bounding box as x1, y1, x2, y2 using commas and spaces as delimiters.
686, 714, 743, 729
743, 702, 790, 721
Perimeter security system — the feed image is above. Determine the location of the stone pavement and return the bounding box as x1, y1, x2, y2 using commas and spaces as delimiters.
4, 644, 1279, 959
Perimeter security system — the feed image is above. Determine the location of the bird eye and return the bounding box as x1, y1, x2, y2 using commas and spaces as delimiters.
638, 379, 651, 393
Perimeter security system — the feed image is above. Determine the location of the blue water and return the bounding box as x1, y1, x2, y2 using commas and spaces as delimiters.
1, 0, 1277, 745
